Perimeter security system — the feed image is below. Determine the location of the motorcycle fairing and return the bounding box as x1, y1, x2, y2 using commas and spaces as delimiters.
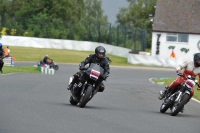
185, 79, 195, 89
90, 69, 100, 80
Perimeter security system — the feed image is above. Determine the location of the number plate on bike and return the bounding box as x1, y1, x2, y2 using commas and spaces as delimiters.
90, 69, 100, 80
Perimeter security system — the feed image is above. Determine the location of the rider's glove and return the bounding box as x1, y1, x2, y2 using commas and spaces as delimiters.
79, 65, 84, 70
79, 62, 85, 70
79, 66, 84, 70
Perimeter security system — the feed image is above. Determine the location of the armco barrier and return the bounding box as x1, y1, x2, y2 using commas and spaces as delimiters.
1, 36, 131, 58
127, 53, 190, 68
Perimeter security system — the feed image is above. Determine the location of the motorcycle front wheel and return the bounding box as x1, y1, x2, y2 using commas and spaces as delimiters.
69, 96, 78, 105
171, 94, 190, 116
79, 86, 93, 108
53, 65, 59, 70
160, 101, 170, 113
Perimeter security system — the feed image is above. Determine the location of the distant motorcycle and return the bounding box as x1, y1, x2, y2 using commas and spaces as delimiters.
49, 60, 59, 70
68, 63, 104, 108
37, 60, 59, 70
159, 73, 200, 116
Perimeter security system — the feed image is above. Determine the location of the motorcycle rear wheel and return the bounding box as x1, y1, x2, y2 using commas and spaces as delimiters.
79, 86, 93, 108
171, 94, 189, 116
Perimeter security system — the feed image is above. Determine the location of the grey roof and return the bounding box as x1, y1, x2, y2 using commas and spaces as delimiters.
153, 0, 200, 34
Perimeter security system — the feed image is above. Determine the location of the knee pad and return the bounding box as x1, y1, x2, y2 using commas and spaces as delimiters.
98, 85, 105, 92
73, 73, 80, 78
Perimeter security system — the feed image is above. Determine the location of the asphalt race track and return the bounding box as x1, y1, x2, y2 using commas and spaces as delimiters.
0, 63, 200, 133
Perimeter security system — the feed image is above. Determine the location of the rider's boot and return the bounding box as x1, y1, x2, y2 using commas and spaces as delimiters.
67, 83, 73, 91
158, 86, 170, 100
67, 74, 80, 90
98, 82, 105, 92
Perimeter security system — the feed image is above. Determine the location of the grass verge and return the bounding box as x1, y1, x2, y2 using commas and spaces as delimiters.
3, 46, 141, 74
2, 66, 40, 74
4, 46, 160, 67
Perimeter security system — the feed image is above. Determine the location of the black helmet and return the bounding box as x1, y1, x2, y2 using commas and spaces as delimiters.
95, 46, 106, 60
194, 53, 200, 67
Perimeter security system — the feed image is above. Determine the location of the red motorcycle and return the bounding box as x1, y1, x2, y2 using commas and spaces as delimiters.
159, 73, 200, 116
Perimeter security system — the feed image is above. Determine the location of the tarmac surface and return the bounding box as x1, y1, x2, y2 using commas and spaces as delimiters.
0, 63, 200, 133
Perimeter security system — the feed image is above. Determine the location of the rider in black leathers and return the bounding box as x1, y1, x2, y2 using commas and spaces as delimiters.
67, 46, 111, 96
0, 43, 4, 73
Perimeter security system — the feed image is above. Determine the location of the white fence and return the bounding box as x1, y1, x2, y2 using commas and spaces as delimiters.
1, 36, 131, 58
0, 35, 186, 68
127, 54, 188, 68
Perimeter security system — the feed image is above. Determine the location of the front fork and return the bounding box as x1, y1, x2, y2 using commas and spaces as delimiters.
174, 88, 191, 104
174, 91, 182, 102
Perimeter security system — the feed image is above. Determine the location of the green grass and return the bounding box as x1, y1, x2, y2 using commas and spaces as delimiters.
6, 46, 148, 66
2, 46, 142, 74
2, 66, 40, 74
154, 78, 175, 86
154, 78, 200, 101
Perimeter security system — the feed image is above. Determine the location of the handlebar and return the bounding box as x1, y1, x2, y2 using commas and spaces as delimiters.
177, 73, 188, 77
177, 73, 200, 88
80, 68, 87, 71
80, 66, 89, 71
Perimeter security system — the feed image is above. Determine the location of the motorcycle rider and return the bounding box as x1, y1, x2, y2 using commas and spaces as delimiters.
0, 43, 4, 73
67, 46, 111, 96
158, 53, 200, 104
43, 55, 52, 64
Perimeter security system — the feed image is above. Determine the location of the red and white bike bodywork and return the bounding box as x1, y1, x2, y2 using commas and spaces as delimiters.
160, 73, 200, 116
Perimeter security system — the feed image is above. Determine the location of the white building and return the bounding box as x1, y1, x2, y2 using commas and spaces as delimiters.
151, 0, 200, 61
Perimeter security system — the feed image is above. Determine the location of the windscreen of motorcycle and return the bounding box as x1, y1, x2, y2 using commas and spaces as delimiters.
185, 79, 195, 89
86, 63, 104, 81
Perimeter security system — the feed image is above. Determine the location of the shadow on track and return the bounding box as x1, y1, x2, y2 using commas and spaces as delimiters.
149, 110, 200, 118
49, 102, 116, 110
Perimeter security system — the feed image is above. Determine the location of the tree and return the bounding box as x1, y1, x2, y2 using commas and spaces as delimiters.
11, 0, 85, 21
83, 0, 108, 42
1, 0, 109, 43
116, 0, 156, 48
117, 0, 156, 28
0, 0, 12, 27
3, 0, 86, 38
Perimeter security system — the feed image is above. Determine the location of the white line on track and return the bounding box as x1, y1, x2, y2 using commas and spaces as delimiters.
0, 73, 15, 76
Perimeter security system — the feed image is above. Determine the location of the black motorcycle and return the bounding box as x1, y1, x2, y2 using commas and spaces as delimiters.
68, 63, 104, 108
159, 73, 200, 116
